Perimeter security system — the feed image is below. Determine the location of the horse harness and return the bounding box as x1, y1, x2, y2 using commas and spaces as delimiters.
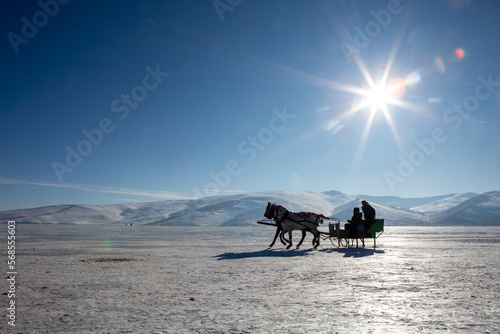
275, 208, 323, 229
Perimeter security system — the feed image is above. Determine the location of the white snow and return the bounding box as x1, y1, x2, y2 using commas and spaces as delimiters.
410, 193, 478, 214
3, 224, 500, 333
435, 191, 500, 225
0, 190, 498, 226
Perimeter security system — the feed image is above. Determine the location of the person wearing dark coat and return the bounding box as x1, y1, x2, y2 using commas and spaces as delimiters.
361, 200, 376, 235
346, 207, 363, 238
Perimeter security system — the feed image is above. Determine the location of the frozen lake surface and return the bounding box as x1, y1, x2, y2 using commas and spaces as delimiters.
2, 224, 500, 333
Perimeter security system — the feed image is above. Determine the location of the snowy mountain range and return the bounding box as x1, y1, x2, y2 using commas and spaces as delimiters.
1, 190, 499, 226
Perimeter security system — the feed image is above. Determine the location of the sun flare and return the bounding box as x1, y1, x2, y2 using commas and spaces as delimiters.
321, 27, 425, 186
365, 83, 392, 112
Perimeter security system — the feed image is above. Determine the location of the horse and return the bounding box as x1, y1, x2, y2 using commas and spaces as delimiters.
264, 202, 307, 248
265, 202, 322, 249
274, 204, 322, 249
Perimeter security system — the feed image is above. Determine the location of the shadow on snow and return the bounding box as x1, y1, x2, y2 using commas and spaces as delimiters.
215, 247, 385, 260
319, 247, 385, 257
214, 248, 315, 260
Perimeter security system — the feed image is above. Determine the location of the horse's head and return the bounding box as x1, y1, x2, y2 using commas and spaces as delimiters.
264, 202, 275, 219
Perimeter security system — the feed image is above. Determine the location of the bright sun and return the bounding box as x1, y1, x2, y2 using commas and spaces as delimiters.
317, 27, 424, 186
322, 39, 422, 182
365, 83, 392, 111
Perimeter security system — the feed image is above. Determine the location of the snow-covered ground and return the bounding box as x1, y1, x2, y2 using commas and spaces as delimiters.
2, 224, 499, 333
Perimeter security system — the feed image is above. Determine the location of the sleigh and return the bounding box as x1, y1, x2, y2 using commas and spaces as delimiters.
259, 202, 384, 249
258, 218, 384, 249
320, 219, 384, 248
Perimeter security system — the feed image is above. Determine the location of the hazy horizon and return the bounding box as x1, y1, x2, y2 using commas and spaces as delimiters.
0, 187, 496, 211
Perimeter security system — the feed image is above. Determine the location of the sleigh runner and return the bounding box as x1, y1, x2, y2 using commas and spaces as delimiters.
259, 202, 384, 249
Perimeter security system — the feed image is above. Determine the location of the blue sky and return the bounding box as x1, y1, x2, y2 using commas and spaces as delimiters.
1, 0, 500, 210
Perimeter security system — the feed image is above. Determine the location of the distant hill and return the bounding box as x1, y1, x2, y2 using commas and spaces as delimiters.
434, 191, 500, 225
0, 190, 498, 226
410, 193, 479, 214
356, 193, 478, 212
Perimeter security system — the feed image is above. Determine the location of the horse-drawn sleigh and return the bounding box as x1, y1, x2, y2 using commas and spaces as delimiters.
258, 202, 384, 249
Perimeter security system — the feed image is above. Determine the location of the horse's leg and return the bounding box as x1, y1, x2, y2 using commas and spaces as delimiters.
279, 230, 285, 245
269, 225, 281, 248
280, 229, 290, 243
296, 230, 306, 248
311, 230, 318, 246
313, 230, 320, 249
280, 229, 289, 246
286, 230, 293, 249
280, 226, 288, 245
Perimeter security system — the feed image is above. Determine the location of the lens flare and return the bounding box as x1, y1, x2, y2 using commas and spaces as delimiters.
94, 238, 114, 255
405, 71, 421, 87
428, 97, 443, 103
316, 106, 330, 112
103, 239, 114, 250
164, 213, 170, 219
327, 120, 345, 134
435, 57, 446, 74
388, 77, 407, 98
455, 48, 465, 59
